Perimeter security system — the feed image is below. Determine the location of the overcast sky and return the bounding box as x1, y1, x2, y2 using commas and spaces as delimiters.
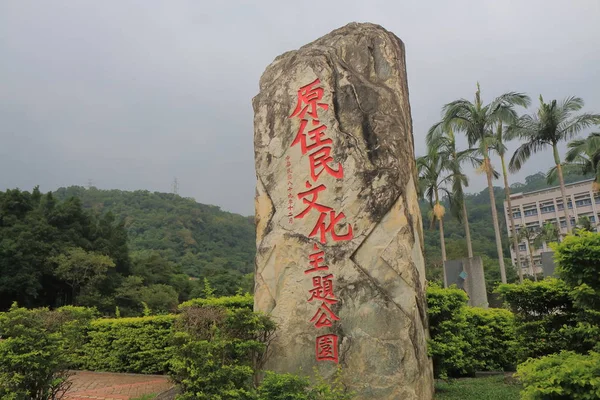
1, 1, 599, 215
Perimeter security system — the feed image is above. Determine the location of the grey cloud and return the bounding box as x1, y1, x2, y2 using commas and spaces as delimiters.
1, 0, 599, 214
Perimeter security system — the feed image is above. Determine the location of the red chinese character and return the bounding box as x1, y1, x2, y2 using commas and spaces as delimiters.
309, 210, 353, 244
316, 334, 339, 363
308, 274, 337, 304
295, 182, 332, 219
310, 302, 340, 328
291, 121, 333, 155
290, 79, 329, 120
306, 243, 328, 274
308, 146, 343, 181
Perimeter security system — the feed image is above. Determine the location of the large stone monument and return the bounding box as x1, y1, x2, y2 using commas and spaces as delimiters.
253, 23, 434, 399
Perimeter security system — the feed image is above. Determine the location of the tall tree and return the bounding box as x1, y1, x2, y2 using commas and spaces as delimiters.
52, 247, 115, 305
509, 96, 600, 233
417, 150, 452, 284
427, 126, 482, 258
437, 83, 530, 283
494, 122, 531, 283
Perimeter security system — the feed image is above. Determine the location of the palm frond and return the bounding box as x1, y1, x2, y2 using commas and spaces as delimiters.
560, 96, 584, 113
558, 113, 600, 141
488, 92, 531, 112
509, 140, 546, 173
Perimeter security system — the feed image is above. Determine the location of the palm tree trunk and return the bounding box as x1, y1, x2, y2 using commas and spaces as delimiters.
501, 154, 523, 283
485, 154, 507, 284
554, 145, 572, 233
434, 189, 447, 286
462, 200, 474, 258
527, 243, 537, 282
435, 190, 447, 261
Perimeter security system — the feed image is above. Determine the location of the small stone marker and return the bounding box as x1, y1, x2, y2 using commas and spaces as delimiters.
253, 23, 434, 399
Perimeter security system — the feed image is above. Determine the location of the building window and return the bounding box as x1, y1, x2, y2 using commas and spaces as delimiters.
513, 212, 522, 218
524, 209, 538, 217
557, 202, 574, 210
540, 205, 555, 214
576, 199, 592, 207
518, 244, 527, 251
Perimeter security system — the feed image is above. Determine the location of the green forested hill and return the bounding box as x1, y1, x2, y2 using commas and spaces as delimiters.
1, 170, 590, 313
56, 170, 590, 294
53, 186, 255, 288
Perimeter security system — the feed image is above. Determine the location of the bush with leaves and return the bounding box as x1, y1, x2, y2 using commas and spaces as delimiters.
81, 315, 176, 374
169, 304, 276, 400
427, 284, 517, 377
46, 306, 97, 368
0, 304, 72, 400
517, 351, 600, 400
463, 306, 516, 372
426, 284, 472, 378
257, 368, 353, 400
496, 278, 582, 361
178, 292, 254, 310
553, 231, 600, 322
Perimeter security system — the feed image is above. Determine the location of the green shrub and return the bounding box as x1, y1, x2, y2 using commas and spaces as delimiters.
517, 351, 600, 400
169, 304, 275, 399
463, 307, 516, 372
0, 304, 71, 400
178, 293, 254, 310
427, 284, 517, 377
256, 369, 353, 400
48, 306, 97, 368
81, 314, 176, 374
257, 372, 311, 400
553, 231, 600, 320
496, 278, 580, 361
426, 284, 471, 378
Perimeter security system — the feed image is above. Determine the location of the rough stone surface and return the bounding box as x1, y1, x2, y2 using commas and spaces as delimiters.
253, 22, 434, 399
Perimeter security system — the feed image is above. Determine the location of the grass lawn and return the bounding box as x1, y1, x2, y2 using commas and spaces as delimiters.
434, 376, 521, 400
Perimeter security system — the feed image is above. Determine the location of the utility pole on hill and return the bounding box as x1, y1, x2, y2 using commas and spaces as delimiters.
172, 177, 179, 196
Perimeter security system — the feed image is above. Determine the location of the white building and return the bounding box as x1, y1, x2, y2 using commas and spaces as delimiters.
504, 178, 598, 274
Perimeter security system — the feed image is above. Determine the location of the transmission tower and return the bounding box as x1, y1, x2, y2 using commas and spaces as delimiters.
172, 177, 179, 195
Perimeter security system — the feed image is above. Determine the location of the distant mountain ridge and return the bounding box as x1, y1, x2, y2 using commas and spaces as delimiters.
53, 170, 591, 290
53, 186, 255, 281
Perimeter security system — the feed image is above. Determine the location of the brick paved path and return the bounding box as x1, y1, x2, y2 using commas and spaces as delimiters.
64, 371, 173, 400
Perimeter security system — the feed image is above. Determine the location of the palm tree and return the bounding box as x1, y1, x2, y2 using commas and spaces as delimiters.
533, 222, 561, 265
576, 216, 594, 232
417, 150, 452, 285
436, 83, 530, 284
494, 123, 531, 283
509, 96, 600, 233
517, 227, 538, 281
534, 222, 560, 247
426, 126, 482, 258
547, 132, 600, 187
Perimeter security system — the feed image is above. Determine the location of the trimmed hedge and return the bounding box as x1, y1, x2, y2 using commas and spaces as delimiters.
427, 284, 517, 378
463, 307, 516, 372
80, 315, 177, 374
178, 293, 254, 310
